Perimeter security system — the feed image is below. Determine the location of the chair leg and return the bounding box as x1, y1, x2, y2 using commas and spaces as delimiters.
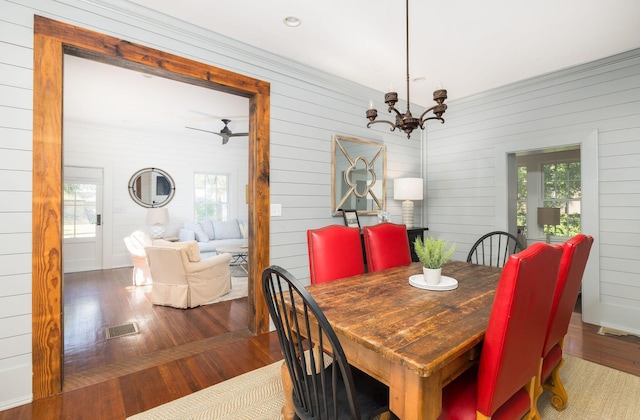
523, 375, 541, 420
280, 362, 296, 420
377, 411, 392, 420
530, 359, 544, 420
542, 357, 568, 411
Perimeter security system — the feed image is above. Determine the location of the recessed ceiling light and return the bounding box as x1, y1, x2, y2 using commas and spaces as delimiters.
283, 16, 301, 27
412, 77, 426, 83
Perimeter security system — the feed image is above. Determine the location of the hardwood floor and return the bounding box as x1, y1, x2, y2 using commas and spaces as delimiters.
0, 268, 282, 419
62, 268, 254, 382
1, 271, 638, 419
565, 311, 640, 377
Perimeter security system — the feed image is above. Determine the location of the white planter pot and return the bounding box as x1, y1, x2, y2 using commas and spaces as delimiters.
423, 267, 442, 286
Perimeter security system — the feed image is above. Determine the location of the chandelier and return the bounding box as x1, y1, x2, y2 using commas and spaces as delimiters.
366, 0, 447, 138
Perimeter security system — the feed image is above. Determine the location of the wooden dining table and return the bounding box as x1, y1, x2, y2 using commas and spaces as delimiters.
281, 260, 503, 420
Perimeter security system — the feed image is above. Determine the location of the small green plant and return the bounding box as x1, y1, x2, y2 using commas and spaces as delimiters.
414, 237, 455, 269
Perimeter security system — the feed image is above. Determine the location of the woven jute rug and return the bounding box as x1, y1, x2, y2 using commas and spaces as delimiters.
128, 355, 640, 419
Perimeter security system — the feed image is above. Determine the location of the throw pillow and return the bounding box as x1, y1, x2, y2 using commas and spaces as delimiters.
213, 219, 242, 239
192, 222, 210, 242
184, 241, 201, 262
178, 229, 195, 242
200, 220, 215, 240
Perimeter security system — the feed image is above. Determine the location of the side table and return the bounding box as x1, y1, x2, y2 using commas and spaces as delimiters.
216, 245, 249, 276
407, 227, 429, 262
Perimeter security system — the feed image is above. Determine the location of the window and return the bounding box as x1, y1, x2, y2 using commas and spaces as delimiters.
63, 183, 97, 239
542, 161, 581, 237
516, 165, 528, 236
194, 173, 229, 221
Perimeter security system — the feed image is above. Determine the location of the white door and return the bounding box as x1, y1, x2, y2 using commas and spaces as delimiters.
63, 166, 103, 273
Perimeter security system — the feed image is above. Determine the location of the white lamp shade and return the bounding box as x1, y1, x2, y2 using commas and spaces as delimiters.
146, 207, 169, 225
394, 178, 423, 201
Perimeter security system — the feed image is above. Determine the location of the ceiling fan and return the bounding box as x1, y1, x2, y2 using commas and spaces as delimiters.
185, 118, 248, 145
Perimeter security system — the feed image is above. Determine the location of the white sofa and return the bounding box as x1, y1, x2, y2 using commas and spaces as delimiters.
179, 218, 246, 259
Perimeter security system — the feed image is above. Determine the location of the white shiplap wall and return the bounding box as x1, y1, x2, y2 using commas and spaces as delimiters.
426, 49, 640, 336
0, 0, 418, 408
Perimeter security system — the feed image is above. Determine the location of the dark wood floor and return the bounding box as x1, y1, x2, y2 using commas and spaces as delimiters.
61, 268, 256, 381
1, 269, 638, 419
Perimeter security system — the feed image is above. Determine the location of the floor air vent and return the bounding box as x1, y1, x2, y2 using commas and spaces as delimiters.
106, 322, 139, 339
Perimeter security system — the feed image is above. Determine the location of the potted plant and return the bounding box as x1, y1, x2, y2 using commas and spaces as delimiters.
414, 237, 455, 285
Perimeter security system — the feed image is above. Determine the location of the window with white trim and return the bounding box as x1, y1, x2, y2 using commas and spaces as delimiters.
194, 173, 229, 221
63, 182, 97, 239
541, 160, 581, 238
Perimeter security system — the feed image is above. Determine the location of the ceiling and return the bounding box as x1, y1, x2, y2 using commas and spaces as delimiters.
64, 55, 250, 136
64, 0, 640, 134
128, 0, 640, 105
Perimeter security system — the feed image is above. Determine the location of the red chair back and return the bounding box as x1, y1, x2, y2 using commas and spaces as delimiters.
542, 234, 594, 357
362, 223, 411, 272
307, 225, 365, 284
476, 242, 562, 417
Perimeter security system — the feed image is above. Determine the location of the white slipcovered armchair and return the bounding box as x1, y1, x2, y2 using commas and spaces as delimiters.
145, 241, 232, 309
123, 230, 154, 286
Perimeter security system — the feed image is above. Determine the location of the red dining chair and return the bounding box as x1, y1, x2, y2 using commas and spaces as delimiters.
362, 223, 412, 272
307, 225, 365, 284
439, 242, 562, 420
534, 234, 594, 412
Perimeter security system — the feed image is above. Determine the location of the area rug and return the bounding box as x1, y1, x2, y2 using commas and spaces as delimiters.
128, 355, 640, 419
205, 277, 248, 305
128, 361, 284, 420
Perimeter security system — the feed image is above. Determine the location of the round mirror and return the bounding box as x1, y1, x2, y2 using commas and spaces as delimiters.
128, 168, 175, 208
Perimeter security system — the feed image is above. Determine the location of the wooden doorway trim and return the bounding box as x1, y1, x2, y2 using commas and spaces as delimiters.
32, 16, 270, 398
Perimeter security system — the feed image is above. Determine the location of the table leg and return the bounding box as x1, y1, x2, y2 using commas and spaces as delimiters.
226, 252, 249, 276
281, 362, 295, 420
390, 364, 442, 420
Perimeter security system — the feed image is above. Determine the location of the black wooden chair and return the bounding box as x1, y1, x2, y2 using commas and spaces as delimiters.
466, 231, 525, 268
262, 265, 392, 420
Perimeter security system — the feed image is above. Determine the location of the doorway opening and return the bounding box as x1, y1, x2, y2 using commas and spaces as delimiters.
512, 146, 582, 246
498, 129, 599, 328
61, 54, 252, 379
33, 16, 270, 398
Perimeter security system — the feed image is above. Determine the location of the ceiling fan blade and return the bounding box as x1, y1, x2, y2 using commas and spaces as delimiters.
186, 120, 247, 145
185, 126, 219, 135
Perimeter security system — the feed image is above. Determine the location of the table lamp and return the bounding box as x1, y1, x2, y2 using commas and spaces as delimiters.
537, 207, 560, 244
394, 177, 423, 229
146, 207, 169, 239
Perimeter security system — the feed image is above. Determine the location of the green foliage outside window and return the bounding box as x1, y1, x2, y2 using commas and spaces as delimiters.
516, 166, 527, 231
542, 161, 581, 237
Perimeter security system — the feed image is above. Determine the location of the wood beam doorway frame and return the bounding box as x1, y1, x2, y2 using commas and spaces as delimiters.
32, 16, 270, 398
